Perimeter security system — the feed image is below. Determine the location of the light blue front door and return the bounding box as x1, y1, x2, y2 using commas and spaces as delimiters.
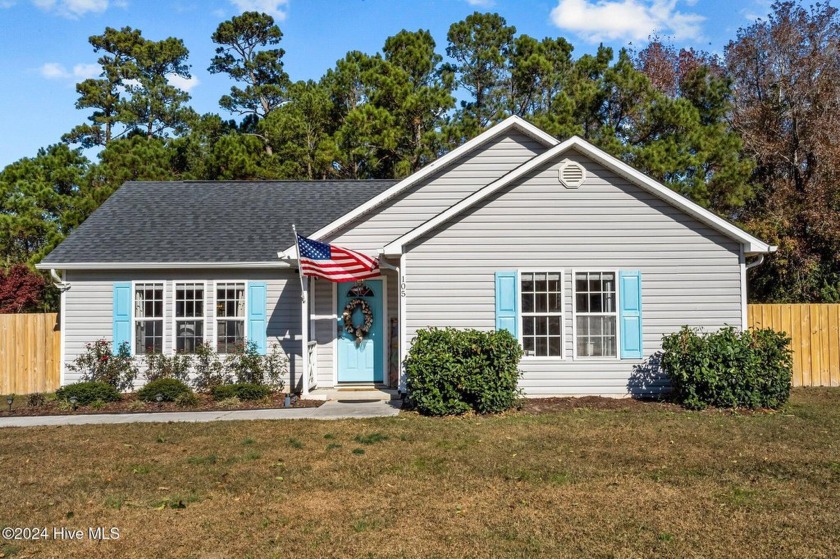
337, 279, 383, 383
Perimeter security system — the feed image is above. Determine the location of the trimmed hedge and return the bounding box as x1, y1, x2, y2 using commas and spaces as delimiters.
211, 383, 272, 401
137, 378, 192, 402
56, 381, 121, 406
405, 327, 523, 416
661, 326, 793, 410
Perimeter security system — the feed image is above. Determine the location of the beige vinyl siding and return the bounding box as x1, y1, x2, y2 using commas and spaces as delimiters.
62, 269, 302, 389
327, 131, 546, 252
404, 150, 743, 396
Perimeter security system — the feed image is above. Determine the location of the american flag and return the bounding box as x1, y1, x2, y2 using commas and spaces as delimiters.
296, 234, 380, 282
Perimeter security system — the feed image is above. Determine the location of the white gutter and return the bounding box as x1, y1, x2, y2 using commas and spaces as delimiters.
36, 261, 294, 271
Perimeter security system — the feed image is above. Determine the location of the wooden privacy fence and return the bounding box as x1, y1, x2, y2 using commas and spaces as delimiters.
748, 304, 840, 387
0, 313, 60, 395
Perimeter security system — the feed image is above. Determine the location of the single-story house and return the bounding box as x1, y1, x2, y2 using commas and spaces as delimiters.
37, 116, 775, 397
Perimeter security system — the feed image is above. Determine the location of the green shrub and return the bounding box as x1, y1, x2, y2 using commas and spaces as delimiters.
263, 345, 288, 391
211, 382, 271, 401
143, 352, 192, 383
174, 391, 200, 407
226, 341, 264, 384
210, 384, 237, 401
225, 342, 288, 390
137, 378, 192, 403
405, 327, 523, 416
191, 343, 229, 391
68, 339, 138, 392
56, 381, 121, 406
661, 326, 793, 410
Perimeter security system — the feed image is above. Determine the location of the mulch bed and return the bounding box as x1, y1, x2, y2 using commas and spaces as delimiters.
0, 392, 323, 417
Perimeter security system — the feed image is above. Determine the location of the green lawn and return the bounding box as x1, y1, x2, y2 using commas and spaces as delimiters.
1, 388, 839, 558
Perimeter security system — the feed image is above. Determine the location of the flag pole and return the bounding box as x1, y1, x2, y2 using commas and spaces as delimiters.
293, 224, 310, 396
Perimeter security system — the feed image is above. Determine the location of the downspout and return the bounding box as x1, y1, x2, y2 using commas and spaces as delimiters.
742, 254, 766, 331
50, 269, 70, 388
745, 254, 765, 271
50, 268, 71, 292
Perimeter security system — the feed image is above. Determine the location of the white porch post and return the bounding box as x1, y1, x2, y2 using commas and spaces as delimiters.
301, 275, 310, 396
399, 253, 407, 393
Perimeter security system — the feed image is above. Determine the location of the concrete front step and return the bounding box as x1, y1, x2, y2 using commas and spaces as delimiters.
306, 387, 400, 402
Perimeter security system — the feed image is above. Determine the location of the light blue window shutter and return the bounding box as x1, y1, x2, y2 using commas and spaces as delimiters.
248, 282, 267, 355
495, 271, 518, 337
619, 271, 643, 359
113, 282, 132, 355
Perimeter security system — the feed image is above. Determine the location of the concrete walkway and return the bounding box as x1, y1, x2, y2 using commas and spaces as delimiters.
0, 400, 401, 428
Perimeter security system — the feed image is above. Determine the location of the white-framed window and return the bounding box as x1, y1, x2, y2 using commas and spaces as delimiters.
174, 282, 205, 353
520, 271, 564, 357
573, 271, 618, 358
215, 281, 246, 353
134, 282, 164, 355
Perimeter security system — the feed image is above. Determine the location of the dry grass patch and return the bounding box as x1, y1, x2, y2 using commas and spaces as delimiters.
0, 388, 838, 558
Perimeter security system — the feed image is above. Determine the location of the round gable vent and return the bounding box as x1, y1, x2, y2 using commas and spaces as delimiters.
558, 159, 586, 189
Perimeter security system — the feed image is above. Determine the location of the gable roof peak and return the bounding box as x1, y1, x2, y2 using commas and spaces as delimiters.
383, 133, 774, 256
279, 116, 559, 255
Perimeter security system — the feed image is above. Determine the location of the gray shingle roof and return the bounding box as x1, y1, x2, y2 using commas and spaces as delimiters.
41, 180, 397, 264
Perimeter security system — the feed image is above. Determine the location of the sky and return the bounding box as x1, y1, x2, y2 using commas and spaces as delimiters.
0, 0, 779, 169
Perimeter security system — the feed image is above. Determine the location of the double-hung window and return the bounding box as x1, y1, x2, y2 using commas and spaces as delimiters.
521, 272, 563, 357
175, 282, 205, 353
134, 283, 164, 354
216, 282, 245, 353
574, 271, 618, 358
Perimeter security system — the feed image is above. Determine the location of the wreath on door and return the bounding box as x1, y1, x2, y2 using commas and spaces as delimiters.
342, 298, 373, 344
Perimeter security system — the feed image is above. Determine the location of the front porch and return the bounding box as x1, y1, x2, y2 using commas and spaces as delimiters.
297, 270, 402, 396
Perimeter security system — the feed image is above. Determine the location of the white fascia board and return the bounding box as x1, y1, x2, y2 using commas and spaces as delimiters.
278, 116, 559, 257
35, 261, 294, 271
383, 136, 774, 255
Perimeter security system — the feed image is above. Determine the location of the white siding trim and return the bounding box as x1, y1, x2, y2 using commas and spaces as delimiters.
518, 269, 567, 361
331, 281, 338, 387
212, 280, 248, 354
571, 269, 621, 361
59, 286, 66, 386
399, 254, 407, 393
278, 117, 559, 254
301, 276, 309, 395
380, 275, 389, 387
383, 136, 774, 256
170, 281, 208, 355
740, 245, 747, 331
131, 280, 166, 356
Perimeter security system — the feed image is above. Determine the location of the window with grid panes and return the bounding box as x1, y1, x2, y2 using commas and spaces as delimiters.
521, 272, 563, 357
216, 282, 245, 353
574, 272, 617, 357
134, 283, 164, 354
175, 283, 204, 353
